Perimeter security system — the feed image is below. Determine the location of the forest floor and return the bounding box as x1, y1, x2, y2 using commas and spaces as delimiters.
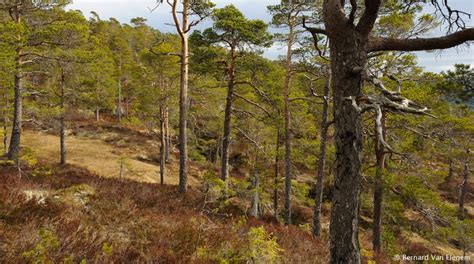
0, 121, 472, 263
22, 126, 201, 186
0, 160, 327, 263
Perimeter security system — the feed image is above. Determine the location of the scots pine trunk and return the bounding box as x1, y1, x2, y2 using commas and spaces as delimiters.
284, 23, 295, 225
160, 106, 166, 185
458, 158, 469, 220
373, 112, 386, 252
59, 71, 66, 165
318, 0, 474, 261
8, 59, 23, 160
117, 58, 122, 124
250, 153, 260, 218
328, 26, 366, 264
312, 74, 330, 237
274, 129, 281, 218
220, 47, 236, 190
8, 7, 22, 160
177, 1, 189, 194
165, 106, 170, 163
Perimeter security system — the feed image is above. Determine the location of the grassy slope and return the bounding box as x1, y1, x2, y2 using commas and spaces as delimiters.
22, 128, 201, 186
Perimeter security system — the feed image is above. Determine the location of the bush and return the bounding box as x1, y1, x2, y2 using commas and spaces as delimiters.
197, 220, 283, 264
246, 226, 283, 263
22, 229, 60, 263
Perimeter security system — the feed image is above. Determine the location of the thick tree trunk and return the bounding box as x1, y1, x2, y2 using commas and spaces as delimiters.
59, 71, 66, 166
373, 112, 386, 253
284, 23, 295, 225
160, 106, 166, 186
220, 47, 237, 192
178, 2, 189, 194
328, 27, 366, 264
317, 0, 473, 261
274, 129, 281, 218
458, 158, 469, 220
312, 74, 331, 237
8, 65, 22, 160
7, 8, 22, 161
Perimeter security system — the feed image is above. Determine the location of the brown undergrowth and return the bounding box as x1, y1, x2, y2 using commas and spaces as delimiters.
0, 163, 328, 263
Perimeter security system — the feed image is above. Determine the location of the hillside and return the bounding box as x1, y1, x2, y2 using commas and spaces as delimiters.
0, 155, 326, 263
0, 123, 471, 263
21, 126, 202, 186
1, 1, 473, 263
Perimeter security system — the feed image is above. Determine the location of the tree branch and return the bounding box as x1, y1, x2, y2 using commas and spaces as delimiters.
302, 17, 328, 36
368, 28, 474, 52
348, 0, 357, 25
356, 0, 382, 35
234, 92, 272, 117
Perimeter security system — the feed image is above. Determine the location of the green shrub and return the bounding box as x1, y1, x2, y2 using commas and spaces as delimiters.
197, 222, 282, 264
22, 229, 60, 264
246, 226, 282, 263
101, 242, 113, 257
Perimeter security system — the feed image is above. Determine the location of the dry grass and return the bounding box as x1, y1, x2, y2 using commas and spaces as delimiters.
401, 231, 472, 257
22, 130, 200, 186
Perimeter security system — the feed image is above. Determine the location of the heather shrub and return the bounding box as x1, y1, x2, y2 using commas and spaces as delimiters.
197, 218, 282, 263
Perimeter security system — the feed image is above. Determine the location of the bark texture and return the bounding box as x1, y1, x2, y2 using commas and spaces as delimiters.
284, 20, 295, 225
7, 7, 22, 160
312, 74, 330, 237
220, 46, 237, 192
316, 0, 474, 262
170, 0, 190, 194
8, 65, 22, 160
324, 7, 367, 262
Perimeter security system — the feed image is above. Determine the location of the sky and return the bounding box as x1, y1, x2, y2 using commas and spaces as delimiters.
68, 0, 474, 73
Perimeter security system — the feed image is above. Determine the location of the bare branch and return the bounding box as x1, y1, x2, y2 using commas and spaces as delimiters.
374, 105, 399, 154
302, 17, 328, 36
236, 127, 263, 150
368, 28, 474, 52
